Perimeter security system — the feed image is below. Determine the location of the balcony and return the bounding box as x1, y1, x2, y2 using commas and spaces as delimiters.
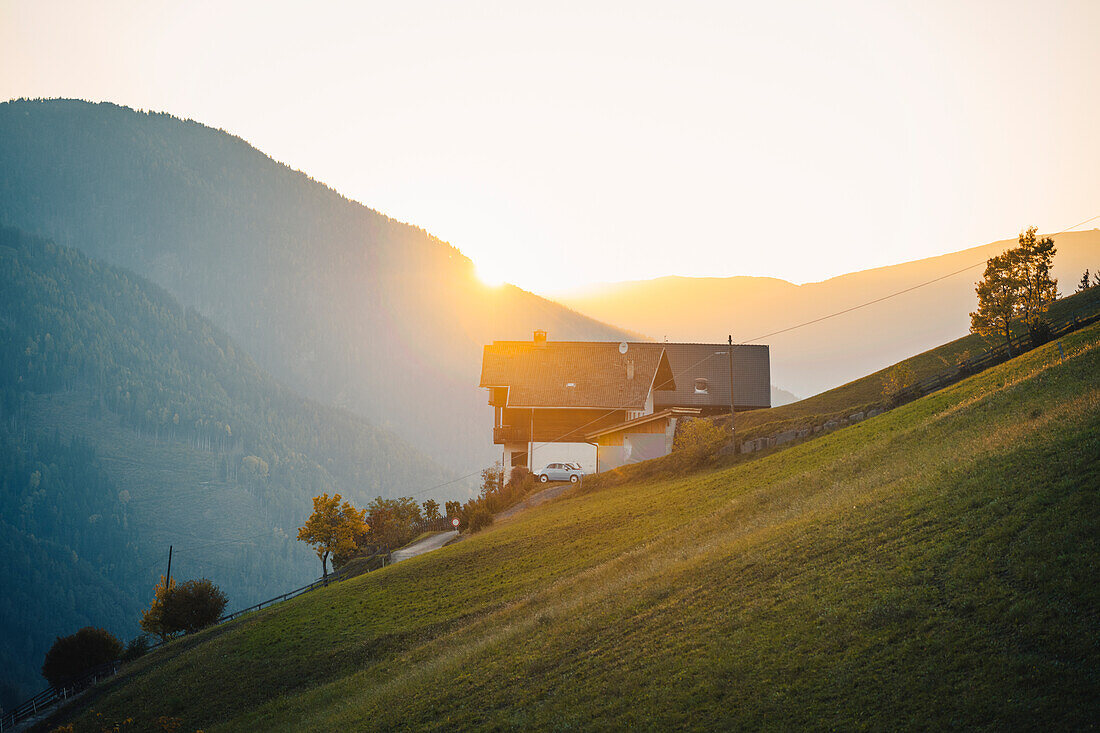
487, 386, 509, 407
493, 425, 526, 444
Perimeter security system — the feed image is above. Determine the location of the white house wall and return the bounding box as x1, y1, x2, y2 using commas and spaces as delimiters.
530, 442, 597, 474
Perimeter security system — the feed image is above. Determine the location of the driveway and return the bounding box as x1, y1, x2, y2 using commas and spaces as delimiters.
495, 481, 574, 522
390, 530, 459, 563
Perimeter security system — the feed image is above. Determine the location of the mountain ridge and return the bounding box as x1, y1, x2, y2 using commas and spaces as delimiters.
554, 229, 1100, 396
0, 98, 637, 471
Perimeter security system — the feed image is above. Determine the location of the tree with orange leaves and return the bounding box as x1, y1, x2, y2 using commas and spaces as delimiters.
139, 575, 176, 641
297, 493, 368, 579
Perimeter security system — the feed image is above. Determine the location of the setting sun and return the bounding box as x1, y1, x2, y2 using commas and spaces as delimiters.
475, 260, 507, 287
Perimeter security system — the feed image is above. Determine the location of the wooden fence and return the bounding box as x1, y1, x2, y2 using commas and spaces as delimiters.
890, 302, 1100, 406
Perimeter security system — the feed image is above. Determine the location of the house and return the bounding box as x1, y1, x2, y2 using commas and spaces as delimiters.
479, 330, 770, 473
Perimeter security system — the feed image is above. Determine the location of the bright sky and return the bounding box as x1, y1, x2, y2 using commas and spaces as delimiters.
3, 1, 1098, 292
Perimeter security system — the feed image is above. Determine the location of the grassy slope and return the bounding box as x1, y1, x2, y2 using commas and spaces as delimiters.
51, 323, 1100, 731
735, 284, 1100, 437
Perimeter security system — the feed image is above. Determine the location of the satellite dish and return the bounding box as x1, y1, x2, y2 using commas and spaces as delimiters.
618, 342, 629, 354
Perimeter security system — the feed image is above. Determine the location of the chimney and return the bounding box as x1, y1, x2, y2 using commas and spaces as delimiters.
533, 329, 547, 348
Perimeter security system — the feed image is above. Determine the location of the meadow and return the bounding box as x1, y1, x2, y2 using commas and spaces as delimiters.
46, 320, 1100, 731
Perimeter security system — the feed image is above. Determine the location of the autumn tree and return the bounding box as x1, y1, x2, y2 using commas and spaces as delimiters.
479, 463, 505, 499
970, 227, 1057, 353
444, 500, 461, 519
1014, 226, 1058, 328
422, 499, 441, 521
881, 362, 918, 405
297, 493, 368, 579
140, 575, 176, 641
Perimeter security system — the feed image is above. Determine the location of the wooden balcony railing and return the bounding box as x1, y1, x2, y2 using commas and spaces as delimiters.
493, 425, 526, 444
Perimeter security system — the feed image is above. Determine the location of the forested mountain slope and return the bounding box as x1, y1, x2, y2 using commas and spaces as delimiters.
0, 99, 635, 470
43, 316, 1100, 731
557, 230, 1100, 398
0, 226, 450, 706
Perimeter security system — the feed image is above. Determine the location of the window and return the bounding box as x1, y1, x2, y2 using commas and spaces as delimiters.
694, 378, 709, 394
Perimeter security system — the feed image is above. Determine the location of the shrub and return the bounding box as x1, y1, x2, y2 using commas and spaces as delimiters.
1028, 317, 1053, 347
673, 417, 729, 463
954, 350, 973, 377
468, 506, 494, 533
160, 579, 229, 634
881, 363, 918, 406
41, 627, 123, 687
122, 634, 151, 662
507, 465, 532, 487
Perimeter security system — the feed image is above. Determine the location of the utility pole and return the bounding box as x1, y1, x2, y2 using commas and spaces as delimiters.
728, 335, 737, 444
165, 545, 173, 588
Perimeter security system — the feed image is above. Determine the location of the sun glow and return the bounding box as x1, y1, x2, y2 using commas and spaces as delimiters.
475, 260, 507, 287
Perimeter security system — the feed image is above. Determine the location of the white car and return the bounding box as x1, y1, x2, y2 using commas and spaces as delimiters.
536, 462, 585, 483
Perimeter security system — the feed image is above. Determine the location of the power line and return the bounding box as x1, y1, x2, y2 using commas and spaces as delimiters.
400, 214, 1099, 499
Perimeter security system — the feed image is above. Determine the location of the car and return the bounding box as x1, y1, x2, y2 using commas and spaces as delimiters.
536, 462, 585, 483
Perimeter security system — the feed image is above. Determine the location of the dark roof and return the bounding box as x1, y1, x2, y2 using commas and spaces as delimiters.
480, 342, 675, 409
650, 343, 771, 410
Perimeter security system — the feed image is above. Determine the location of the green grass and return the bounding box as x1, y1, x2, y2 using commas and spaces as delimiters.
46, 322, 1100, 731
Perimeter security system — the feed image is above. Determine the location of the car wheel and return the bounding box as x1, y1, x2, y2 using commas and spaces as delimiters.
539, 474, 549, 483
570, 475, 580, 483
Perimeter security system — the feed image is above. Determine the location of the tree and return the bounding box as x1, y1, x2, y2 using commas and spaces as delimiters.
444, 500, 461, 519
41, 627, 123, 687
240, 455, 269, 489
971, 227, 1059, 352
422, 499, 441, 521
1014, 226, 1058, 329
140, 575, 176, 641
479, 463, 505, 499
297, 493, 368, 579
160, 579, 228, 633
1078, 269, 1092, 293
363, 496, 423, 550
970, 248, 1025, 352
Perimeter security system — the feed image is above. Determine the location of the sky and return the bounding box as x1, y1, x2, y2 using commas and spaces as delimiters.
2, 0, 1098, 292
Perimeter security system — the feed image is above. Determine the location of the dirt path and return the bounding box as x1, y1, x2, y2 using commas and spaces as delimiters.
495, 482, 574, 522
390, 530, 459, 563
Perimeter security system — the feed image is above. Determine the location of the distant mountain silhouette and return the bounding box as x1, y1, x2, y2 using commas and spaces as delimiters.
0, 99, 634, 473
555, 231, 1099, 398
770, 385, 800, 407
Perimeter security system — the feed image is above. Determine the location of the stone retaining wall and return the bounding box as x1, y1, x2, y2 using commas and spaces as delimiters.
740, 406, 885, 454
